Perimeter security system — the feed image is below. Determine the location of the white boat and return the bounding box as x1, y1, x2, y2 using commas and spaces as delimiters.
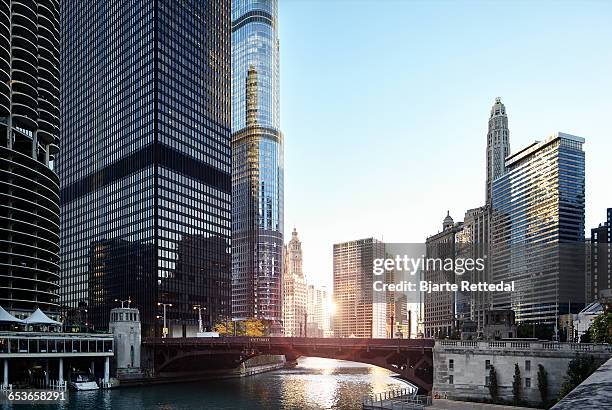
68, 373, 99, 391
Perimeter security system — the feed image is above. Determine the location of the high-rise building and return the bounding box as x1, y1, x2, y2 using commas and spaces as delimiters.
0, 0, 60, 317
282, 228, 306, 336
491, 132, 586, 325
486, 98, 510, 206
59, 0, 232, 335
306, 284, 330, 338
590, 209, 611, 301
231, 0, 284, 329
459, 206, 490, 333
424, 213, 465, 338
333, 238, 386, 338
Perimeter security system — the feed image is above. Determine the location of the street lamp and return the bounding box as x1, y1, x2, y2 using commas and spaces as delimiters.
193, 305, 206, 334
158, 302, 172, 338
114, 298, 131, 308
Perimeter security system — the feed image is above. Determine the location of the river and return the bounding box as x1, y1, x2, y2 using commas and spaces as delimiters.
21, 357, 414, 409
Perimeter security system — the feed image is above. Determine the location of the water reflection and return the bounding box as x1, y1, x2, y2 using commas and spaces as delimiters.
24, 357, 413, 410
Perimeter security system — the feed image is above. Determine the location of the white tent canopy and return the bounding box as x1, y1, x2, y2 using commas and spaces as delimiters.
0, 306, 24, 324
23, 308, 62, 326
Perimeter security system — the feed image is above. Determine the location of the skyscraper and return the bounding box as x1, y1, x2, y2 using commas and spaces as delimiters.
306, 284, 331, 338
0, 0, 60, 317
491, 132, 586, 325
282, 228, 306, 336
333, 238, 386, 338
59, 0, 231, 335
486, 98, 510, 206
424, 213, 465, 338
231, 0, 284, 329
590, 209, 611, 301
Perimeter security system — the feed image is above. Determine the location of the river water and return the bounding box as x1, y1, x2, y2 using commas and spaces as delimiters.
21, 357, 414, 409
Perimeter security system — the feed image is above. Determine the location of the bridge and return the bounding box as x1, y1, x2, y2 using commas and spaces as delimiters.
141, 337, 435, 394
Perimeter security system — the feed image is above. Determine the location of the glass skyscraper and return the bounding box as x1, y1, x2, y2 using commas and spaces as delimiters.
231, 0, 284, 328
59, 0, 231, 336
491, 132, 585, 325
0, 0, 60, 317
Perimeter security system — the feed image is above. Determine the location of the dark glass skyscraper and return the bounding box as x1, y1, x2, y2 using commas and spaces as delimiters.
0, 0, 60, 316
231, 0, 284, 329
59, 0, 231, 335
491, 132, 585, 325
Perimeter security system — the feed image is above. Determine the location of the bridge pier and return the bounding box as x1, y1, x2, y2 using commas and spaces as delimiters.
104, 357, 110, 384
58, 358, 63, 384
2, 359, 8, 388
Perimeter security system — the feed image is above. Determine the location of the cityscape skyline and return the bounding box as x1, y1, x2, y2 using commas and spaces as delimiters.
279, 1, 612, 289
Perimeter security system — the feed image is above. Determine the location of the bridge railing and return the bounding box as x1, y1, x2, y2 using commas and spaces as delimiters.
435, 340, 612, 353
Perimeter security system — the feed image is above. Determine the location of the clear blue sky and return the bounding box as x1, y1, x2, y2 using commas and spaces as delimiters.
278, 0, 612, 289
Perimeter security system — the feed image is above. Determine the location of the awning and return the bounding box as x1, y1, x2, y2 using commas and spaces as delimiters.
0, 306, 24, 324
23, 308, 62, 326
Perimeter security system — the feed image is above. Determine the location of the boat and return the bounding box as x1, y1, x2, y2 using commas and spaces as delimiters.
68, 372, 99, 391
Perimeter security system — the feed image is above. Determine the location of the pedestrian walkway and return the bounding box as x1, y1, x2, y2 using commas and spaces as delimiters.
430, 399, 539, 410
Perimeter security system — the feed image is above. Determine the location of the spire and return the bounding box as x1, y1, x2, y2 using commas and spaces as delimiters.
486, 97, 510, 206
443, 211, 454, 230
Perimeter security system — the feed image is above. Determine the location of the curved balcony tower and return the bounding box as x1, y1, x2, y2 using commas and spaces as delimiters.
0, 0, 60, 315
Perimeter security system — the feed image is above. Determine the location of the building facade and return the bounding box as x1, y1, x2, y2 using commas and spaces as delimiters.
333, 238, 386, 338
0, 0, 60, 317
590, 209, 611, 301
485, 98, 510, 207
231, 0, 284, 330
59, 0, 232, 335
306, 284, 330, 338
491, 132, 586, 325
459, 206, 490, 335
282, 228, 306, 336
424, 213, 465, 338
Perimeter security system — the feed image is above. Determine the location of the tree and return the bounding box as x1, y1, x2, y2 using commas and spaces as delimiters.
587, 312, 612, 344
213, 318, 268, 337
537, 364, 548, 404
512, 363, 522, 404
488, 366, 499, 403
558, 355, 601, 399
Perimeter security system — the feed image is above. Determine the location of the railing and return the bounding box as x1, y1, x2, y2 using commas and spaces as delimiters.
0, 332, 113, 356
363, 388, 431, 409
435, 340, 612, 353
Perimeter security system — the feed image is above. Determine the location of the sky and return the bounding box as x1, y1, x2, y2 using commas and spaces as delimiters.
278, 0, 612, 290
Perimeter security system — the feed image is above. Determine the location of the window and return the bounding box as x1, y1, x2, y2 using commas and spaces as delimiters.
525, 378, 531, 388
449, 359, 454, 370
448, 375, 454, 384
525, 360, 531, 371
485, 376, 490, 386
485, 360, 491, 370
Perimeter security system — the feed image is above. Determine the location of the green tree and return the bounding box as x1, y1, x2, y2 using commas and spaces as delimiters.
588, 312, 612, 344
558, 355, 601, 399
214, 318, 268, 337
537, 364, 549, 404
488, 366, 499, 403
512, 363, 522, 404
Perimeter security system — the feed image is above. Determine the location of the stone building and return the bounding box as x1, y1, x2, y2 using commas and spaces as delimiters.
282, 229, 307, 336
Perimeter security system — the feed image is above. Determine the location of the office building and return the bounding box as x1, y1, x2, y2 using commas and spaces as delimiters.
0, 0, 60, 316
486, 97, 510, 206
282, 228, 306, 336
333, 238, 386, 338
231, 0, 284, 330
306, 284, 330, 337
491, 132, 586, 325
424, 213, 465, 338
59, 0, 232, 335
590, 208, 611, 300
